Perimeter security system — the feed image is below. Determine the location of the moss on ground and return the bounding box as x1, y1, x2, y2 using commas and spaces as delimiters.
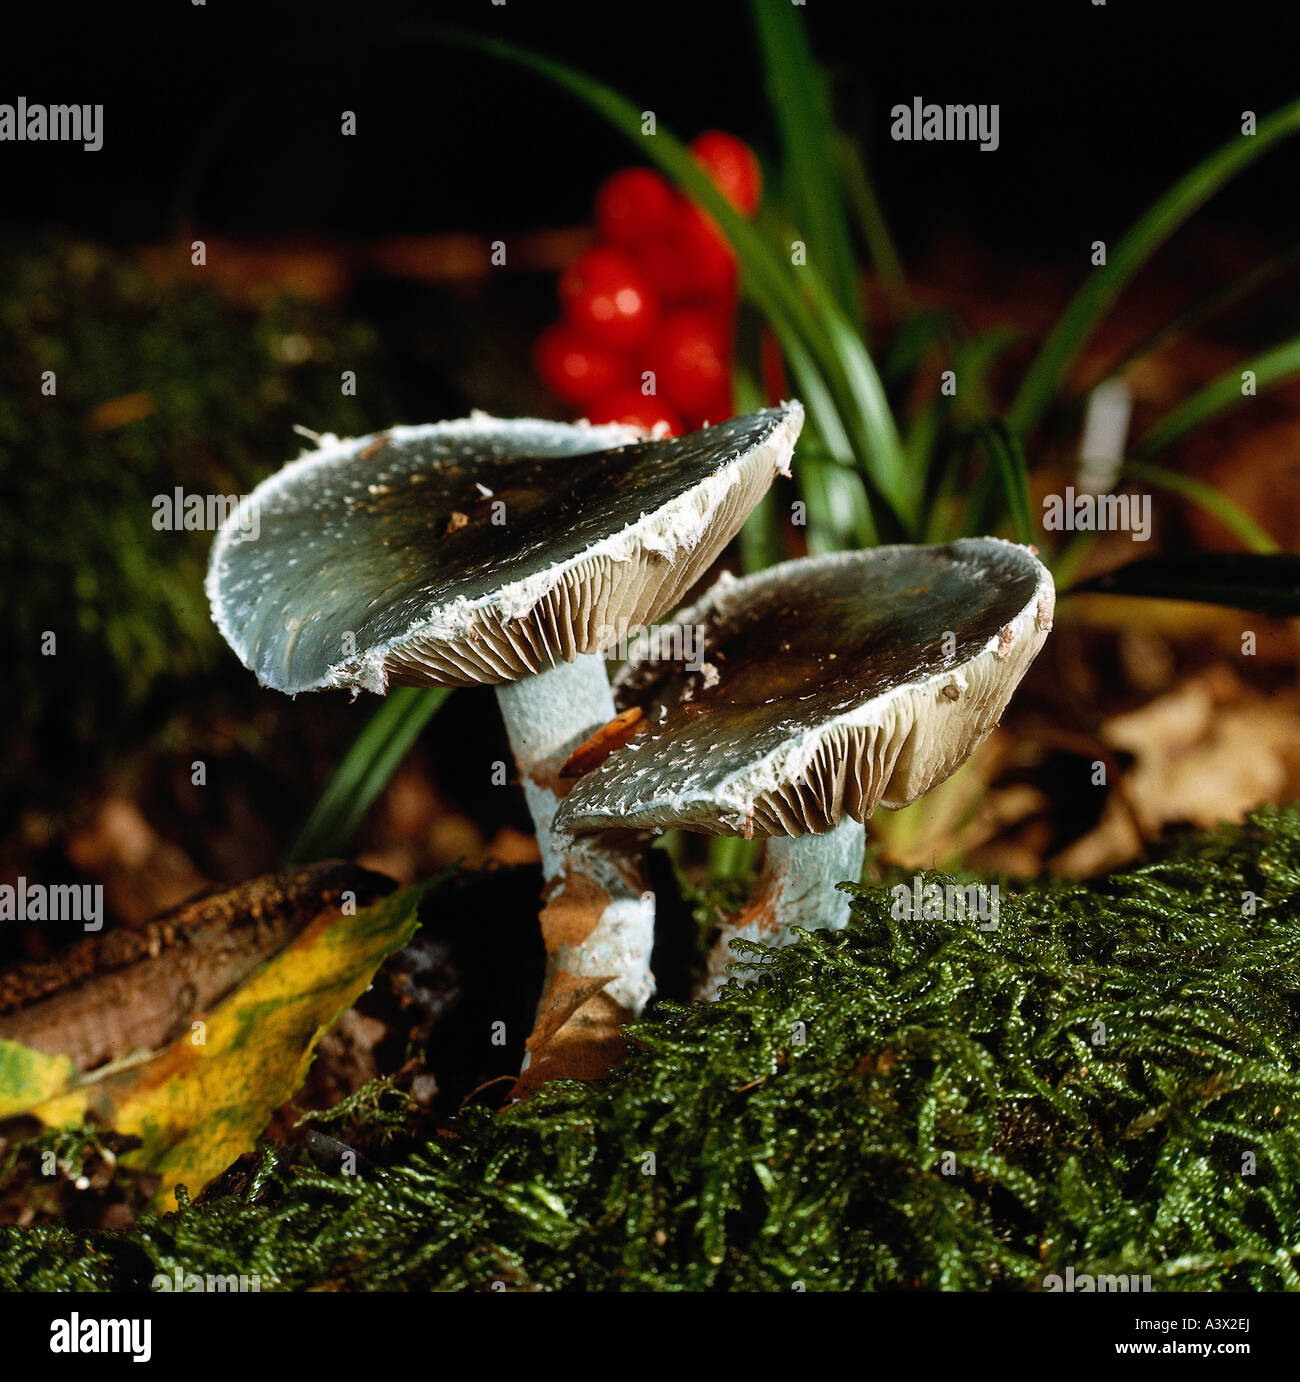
3, 809, 1300, 1291
0, 239, 395, 781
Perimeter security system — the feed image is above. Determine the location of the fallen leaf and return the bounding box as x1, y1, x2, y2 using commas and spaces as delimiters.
560, 708, 645, 778
0, 866, 435, 1208
512, 981, 629, 1100
524, 971, 618, 1055
1102, 669, 1300, 835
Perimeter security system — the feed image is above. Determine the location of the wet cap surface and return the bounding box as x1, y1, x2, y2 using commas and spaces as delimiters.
206, 407, 802, 694
555, 540, 1053, 837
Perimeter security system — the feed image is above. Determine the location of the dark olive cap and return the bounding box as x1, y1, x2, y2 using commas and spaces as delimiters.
555, 539, 1054, 837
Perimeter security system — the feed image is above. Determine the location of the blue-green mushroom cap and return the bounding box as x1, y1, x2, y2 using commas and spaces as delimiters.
206, 406, 803, 694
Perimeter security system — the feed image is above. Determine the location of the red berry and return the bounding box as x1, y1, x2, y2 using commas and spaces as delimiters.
595, 167, 677, 251
533, 323, 629, 407
635, 225, 695, 304
648, 308, 733, 420
629, 199, 736, 304
586, 386, 683, 436
559, 246, 658, 351
678, 393, 734, 433
690, 131, 762, 216
674, 204, 736, 299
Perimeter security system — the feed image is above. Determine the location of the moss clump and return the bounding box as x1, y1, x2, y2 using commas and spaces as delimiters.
0, 240, 395, 788
4, 809, 1300, 1291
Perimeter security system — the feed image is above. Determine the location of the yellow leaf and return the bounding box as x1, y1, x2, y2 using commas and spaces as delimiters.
0, 1039, 76, 1116
5, 879, 432, 1208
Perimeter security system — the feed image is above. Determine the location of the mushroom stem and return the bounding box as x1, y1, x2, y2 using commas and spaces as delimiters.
698, 817, 865, 1000
495, 656, 655, 1088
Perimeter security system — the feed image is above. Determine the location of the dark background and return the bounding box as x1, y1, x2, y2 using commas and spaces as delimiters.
1, 0, 1295, 257
2, 0, 1297, 916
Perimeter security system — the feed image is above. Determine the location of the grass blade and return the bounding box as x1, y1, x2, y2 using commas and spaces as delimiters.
896, 324, 1023, 521
969, 420, 1035, 545
733, 360, 784, 569
780, 332, 851, 458
287, 687, 450, 863
955, 327, 1025, 420
1009, 96, 1300, 437
837, 133, 906, 294
820, 293, 917, 528
708, 834, 761, 890
1123, 461, 1280, 553
739, 489, 782, 572
1096, 246, 1300, 389
1068, 552, 1300, 614
1050, 460, 1280, 586
1134, 334, 1300, 459
882, 308, 955, 389
797, 454, 876, 551
905, 399, 945, 492
752, 0, 860, 322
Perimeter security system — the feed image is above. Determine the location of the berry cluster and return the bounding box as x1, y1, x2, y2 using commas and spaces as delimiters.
534, 131, 761, 434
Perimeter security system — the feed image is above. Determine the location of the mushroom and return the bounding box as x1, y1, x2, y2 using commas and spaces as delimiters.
554, 539, 1054, 997
205, 405, 804, 1083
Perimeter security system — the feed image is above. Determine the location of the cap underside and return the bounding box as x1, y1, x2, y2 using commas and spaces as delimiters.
554, 540, 1054, 838
206, 407, 802, 694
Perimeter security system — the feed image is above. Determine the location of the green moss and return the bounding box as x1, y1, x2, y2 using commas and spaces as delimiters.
0, 240, 395, 780
4, 809, 1300, 1291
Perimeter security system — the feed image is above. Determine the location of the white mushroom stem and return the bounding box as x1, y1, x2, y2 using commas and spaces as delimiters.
698, 817, 866, 1000
495, 656, 655, 1086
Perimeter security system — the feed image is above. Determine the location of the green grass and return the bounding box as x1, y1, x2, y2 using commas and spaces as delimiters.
285, 687, 449, 865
